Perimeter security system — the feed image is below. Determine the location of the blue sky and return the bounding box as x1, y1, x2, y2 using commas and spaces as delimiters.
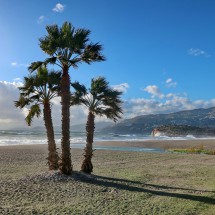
1, 0, 215, 128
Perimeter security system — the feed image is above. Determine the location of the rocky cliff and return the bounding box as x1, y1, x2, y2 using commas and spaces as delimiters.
151, 125, 215, 137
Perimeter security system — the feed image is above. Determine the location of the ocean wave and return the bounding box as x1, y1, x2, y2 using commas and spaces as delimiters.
1, 129, 215, 146
0, 137, 86, 146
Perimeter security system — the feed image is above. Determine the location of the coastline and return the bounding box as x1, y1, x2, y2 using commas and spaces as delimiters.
1, 139, 214, 150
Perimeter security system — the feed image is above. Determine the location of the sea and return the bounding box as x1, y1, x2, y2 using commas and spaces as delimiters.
0, 129, 214, 153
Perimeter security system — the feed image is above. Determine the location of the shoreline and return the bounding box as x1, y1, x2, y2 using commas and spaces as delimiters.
0, 139, 214, 150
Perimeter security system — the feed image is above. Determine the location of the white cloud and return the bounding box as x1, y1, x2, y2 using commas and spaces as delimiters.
188, 48, 210, 57
112, 83, 129, 93
124, 81, 215, 118
37, 15, 45, 24
11, 62, 18, 67
52, 3, 65, 13
165, 78, 177, 88
144, 85, 164, 99
123, 94, 215, 119
0, 81, 88, 129
0, 81, 27, 129
166, 78, 172, 84
166, 93, 175, 98
1, 79, 215, 129
11, 62, 29, 67
13, 78, 21, 82
13, 77, 23, 83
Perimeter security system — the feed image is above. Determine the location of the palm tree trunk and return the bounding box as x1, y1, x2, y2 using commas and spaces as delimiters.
43, 102, 59, 170
59, 65, 72, 175
81, 111, 95, 174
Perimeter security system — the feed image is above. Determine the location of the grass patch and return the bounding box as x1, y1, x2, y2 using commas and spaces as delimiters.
168, 144, 215, 155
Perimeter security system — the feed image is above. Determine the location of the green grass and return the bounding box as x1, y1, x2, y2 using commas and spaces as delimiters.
0, 146, 215, 214
168, 144, 215, 155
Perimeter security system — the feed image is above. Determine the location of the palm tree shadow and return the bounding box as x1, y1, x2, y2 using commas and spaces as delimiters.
74, 172, 215, 205
94, 175, 215, 193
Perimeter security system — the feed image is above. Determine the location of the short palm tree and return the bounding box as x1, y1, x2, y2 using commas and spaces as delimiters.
71, 77, 123, 173
15, 66, 61, 170
28, 22, 105, 175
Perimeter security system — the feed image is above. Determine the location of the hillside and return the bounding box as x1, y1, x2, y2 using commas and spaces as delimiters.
30, 121, 114, 133
101, 107, 215, 134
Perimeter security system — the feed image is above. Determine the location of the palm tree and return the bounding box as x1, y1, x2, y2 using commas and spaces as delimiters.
28, 22, 105, 175
15, 66, 61, 170
71, 77, 123, 174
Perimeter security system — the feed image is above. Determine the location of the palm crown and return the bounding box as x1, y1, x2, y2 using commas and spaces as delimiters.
15, 66, 61, 125
71, 77, 123, 122
28, 22, 105, 72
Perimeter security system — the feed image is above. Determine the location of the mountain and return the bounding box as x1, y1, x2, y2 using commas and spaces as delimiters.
101, 107, 215, 134
30, 121, 114, 132
70, 121, 114, 132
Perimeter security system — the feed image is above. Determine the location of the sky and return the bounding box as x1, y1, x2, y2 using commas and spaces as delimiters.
1, 0, 215, 129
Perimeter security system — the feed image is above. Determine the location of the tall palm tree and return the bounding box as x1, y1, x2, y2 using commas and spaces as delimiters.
71, 77, 123, 174
28, 22, 105, 175
15, 66, 61, 170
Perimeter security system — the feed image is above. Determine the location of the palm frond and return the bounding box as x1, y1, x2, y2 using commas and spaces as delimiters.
14, 96, 30, 108
90, 76, 110, 96
25, 104, 41, 126
101, 107, 123, 122
68, 58, 81, 68
71, 28, 91, 53
28, 61, 44, 73
60, 22, 74, 48
81, 43, 106, 64
71, 82, 87, 95
44, 57, 57, 65
71, 82, 88, 106
17, 66, 60, 108
39, 24, 61, 55
46, 24, 60, 38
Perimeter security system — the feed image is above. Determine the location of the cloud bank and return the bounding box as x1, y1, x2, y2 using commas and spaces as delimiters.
123, 96, 215, 119
1, 81, 215, 129
0, 81, 88, 129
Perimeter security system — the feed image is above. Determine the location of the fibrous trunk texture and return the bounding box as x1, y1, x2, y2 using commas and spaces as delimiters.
43, 102, 59, 170
59, 65, 72, 175
81, 111, 95, 174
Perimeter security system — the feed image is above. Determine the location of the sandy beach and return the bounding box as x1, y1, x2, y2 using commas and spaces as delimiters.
94, 139, 215, 150
1, 140, 215, 214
